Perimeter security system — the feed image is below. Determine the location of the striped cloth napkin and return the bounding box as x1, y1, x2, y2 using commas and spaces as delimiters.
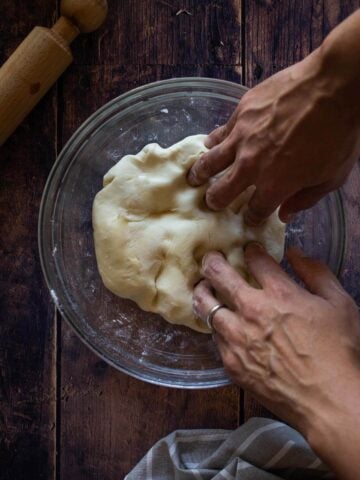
126, 417, 334, 480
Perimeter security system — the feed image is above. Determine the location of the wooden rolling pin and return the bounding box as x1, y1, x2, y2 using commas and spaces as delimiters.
0, 0, 108, 146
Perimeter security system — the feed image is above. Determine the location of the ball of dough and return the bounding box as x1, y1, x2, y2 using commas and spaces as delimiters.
93, 134, 285, 333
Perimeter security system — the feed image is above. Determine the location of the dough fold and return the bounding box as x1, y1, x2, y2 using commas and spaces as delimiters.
93, 134, 285, 333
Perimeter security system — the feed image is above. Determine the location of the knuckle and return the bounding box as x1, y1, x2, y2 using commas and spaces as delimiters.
226, 279, 241, 300
271, 281, 292, 298
241, 303, 260, 320
217, 140, 233, 158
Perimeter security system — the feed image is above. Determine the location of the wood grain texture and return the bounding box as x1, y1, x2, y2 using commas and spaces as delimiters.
71, 0, 242, 66
0, 3, 58, 479
60, 326, 239, 479
0, 2, 58, 63
59, 1, 242, 478
1, 0, 360, 478
243, 0, 360, 421
243, 0, 360, 87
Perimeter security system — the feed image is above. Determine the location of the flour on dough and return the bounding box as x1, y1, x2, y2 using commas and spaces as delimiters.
93, 135, 285, 333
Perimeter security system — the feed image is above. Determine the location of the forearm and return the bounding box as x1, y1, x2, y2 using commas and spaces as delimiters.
320, 9, 360, 117
305, 375, 360, 480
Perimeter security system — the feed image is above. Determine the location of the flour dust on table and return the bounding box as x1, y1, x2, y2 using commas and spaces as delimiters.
93, 135, 285, 333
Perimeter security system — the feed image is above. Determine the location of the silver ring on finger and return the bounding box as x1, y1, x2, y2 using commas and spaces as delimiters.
206, 304, 226, 331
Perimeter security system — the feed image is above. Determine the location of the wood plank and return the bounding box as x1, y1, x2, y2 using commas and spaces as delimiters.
0, 2, 58, 478
71, 0, 241, 66
243, 0, 359, 87
59, 1, 242, 478
243, 0, 360, 420
0, 2, 58, 62
60, 327, 239, 478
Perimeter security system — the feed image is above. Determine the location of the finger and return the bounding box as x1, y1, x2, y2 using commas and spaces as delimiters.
205, 125, 227, 148
192, 279, 223, 319
213, 308, 248, 343
202, 252, 255, 306
205, 105, 239, 149
279, 184, 330, 222
192, 279, 243, 339
244, 242, 292, 290
244, 184, 287, 226
188, 140, 236, 187
286, 247, 345, 300
205, 158, 255, 210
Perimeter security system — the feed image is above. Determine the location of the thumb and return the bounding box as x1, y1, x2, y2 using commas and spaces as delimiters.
244, 185, 286, 226
287, 247, 345, 301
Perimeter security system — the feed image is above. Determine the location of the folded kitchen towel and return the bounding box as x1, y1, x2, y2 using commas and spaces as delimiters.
125, 417, 334, 480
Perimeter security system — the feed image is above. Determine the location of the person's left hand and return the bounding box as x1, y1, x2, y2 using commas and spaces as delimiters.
192, 244, 360, 439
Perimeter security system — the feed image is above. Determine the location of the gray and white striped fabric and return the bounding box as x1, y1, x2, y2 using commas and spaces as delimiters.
126, 418, 334, 480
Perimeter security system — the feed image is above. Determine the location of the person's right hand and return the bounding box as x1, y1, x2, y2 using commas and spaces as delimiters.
188, 12, 360, 225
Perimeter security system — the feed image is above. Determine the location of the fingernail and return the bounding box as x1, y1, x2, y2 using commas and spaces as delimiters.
205, 192, 221, 211
204, 137, 214, 148
204, 193, 214, 210
202, 252, 224, 271
192, 300, 200, 317
187, 168, 197, 186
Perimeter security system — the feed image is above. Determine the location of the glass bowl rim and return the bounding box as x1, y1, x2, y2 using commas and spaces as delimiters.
38, 77, 347, 389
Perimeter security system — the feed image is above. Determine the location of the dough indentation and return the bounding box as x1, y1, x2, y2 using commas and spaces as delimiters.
93, 134, 285, 333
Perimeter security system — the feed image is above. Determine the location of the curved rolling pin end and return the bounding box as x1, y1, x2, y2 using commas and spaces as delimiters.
0, 0, 108, 146
61, 0, 108, 33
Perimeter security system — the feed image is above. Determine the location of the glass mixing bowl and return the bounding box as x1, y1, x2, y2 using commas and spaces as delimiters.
39, 78, 346, 388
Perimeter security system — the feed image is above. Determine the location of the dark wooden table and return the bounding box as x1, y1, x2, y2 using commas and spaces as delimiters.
1, 1, 359, 479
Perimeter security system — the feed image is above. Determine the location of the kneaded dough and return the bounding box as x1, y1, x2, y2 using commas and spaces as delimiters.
93, 135, 285, 333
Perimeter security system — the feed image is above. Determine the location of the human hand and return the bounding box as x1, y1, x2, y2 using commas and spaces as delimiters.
193, 244, 360, 478
188, 48, 360, 225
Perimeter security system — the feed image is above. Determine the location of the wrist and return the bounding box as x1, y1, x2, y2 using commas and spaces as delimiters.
317, 10, 360, 121
303, 374, 360, 479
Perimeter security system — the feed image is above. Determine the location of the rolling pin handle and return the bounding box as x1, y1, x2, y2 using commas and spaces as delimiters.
0, 0, 108, 146
52, 17, 80, 45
